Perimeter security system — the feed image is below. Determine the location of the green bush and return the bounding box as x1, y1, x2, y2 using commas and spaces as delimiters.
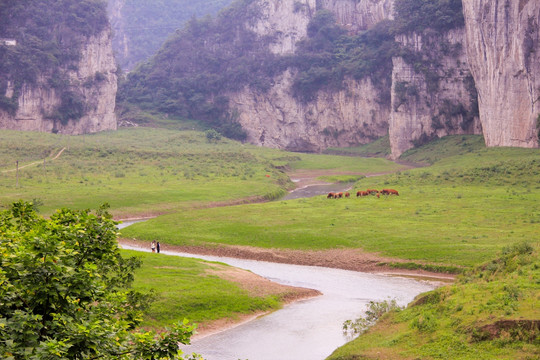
393, 0, 464, 35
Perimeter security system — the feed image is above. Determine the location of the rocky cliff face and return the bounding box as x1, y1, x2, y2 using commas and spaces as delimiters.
389, 29, 483, 158
0, 29, 117, 134
463, 0, 539, 149
319, 0, 393, 32
229, 0, 392, 151
232, 69, 389, 151
107, 0, 129, 69
250, 0, 316, 55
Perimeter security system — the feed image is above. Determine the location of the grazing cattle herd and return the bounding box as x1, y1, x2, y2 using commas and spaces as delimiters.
327, 188, 399, 199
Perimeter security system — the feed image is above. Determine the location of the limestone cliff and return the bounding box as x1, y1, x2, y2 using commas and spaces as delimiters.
389, 29, 482, 158
228, 0, 393, 151
463, 0, 540, 149
319, 0, 393, 32
232, 69, 389, 151
0, 29, 117, 134
250, 0, 316, 55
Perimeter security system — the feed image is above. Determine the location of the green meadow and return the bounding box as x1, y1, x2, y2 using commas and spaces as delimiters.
1, 127, 538, 359
121, 250, 283, 330
122, 135, 540, 268
327, 243, 539, 360
0, 128, 402, 216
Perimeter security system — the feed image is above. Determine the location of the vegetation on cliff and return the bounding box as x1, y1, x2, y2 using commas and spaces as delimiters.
119, 0, 469, 140
119, 0, 283, 140
0, 0, 109, 122
113, 0, 234, 70
291, 12, 395, 103
393, 0, 464, 35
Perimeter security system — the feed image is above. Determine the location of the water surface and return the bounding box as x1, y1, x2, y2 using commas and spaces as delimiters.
120, 245, 437, 360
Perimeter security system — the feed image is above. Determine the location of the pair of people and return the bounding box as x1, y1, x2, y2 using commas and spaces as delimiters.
151, 240, 161, 253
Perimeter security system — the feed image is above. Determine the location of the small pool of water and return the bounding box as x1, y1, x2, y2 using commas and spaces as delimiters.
281, 182, 353, 200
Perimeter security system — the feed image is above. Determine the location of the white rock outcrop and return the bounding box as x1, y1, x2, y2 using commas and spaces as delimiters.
232, 70, 389, 151
463, 0, 539, 149
250, 0, 316, 54
319, 0, 394, 32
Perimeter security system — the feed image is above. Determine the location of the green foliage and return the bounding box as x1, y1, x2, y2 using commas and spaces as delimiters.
116, 0, 234, 69
393, 0, 464, 34
343, 298, 402, 337
537, 113, 540, 140
205, 128, 222, 142
56, 90, 86, 125
0, 0, 108, 119
0, 201, 198, 359
292, 16, 396, 103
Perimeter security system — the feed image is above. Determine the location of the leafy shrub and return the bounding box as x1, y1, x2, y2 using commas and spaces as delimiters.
343, 298, 402, 337
393, 0, 464, 35
205, 128, 222, 142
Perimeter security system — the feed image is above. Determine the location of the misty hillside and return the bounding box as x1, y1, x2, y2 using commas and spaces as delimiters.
108, 0, 234, 71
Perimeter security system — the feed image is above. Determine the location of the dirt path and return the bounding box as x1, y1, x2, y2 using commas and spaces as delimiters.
1, 147, 66, 173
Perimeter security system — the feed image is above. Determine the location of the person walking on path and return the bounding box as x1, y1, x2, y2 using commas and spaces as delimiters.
151, 241, 156, 253
156, 242, 161, 253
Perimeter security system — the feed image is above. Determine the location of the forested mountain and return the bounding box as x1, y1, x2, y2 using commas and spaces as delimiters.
108, 0, 234, 70
0, 0, 117, 134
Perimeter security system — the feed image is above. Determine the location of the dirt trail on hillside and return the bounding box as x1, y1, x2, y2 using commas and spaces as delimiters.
1, 147, 66, 173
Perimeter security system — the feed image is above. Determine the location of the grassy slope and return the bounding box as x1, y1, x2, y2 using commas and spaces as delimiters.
122, 135, 540, 268
327, 244, 539, 360
0, 128, 291, 216
0, 127, 402, 217
122, 250, 283, 330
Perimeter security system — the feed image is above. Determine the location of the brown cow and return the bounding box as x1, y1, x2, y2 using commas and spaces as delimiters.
366, 189, 378, 195
381, 188, 399, 196
344, 192, 350, 198
336, 192, 344, 198
356, 190, 369, 197
327, 192, 335, 199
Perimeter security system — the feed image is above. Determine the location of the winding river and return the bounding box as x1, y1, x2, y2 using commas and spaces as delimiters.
118, 177, 440, 360
120, 235, 438, 360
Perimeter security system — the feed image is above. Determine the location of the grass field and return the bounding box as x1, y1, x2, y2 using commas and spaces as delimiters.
122, 135, 540, 268
122, 250, 285, 330
0, 128, 403, 217
2, 127, 538, 358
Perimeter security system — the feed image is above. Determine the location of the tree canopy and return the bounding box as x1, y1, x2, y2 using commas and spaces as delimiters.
0, 201, 198, 360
